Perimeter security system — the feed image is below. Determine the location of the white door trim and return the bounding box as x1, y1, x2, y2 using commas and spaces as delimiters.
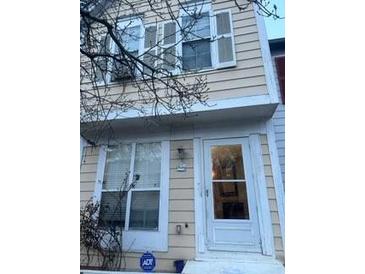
248, 134, 275, 256
194, 134, 275, 258
193, 137, 206, 255
203, 138, 261, 252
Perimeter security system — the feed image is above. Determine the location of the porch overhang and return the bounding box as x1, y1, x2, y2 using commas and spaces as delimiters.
81, 94, 278, 139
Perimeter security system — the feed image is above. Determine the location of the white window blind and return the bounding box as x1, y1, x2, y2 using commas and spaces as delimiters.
103, 144, 132, 190
99, 142, 162, 231
133, 142, 161, 188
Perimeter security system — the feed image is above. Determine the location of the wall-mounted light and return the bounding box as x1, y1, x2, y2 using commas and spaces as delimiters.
176, 148, 186, 172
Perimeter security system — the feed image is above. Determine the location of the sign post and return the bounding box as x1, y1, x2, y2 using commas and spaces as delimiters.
140, 251, 156, 272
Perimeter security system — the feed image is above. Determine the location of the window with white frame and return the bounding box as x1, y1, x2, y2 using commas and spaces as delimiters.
94, 4, 236, 83
99, 142, 162, 231
180, 3, 236, 71
181, 11, 212, 71
111, 20, 143, 82
96, 141, 170, 251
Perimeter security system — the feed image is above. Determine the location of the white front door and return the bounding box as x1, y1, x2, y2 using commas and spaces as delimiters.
203, 138, 262, 252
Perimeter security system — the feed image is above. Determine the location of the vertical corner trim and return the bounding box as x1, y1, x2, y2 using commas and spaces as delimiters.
193, 138, 205, 255
253, 5, 279, 104
248, 134, 275, 256
93, 145, 107, 204
266, 119, 285, 247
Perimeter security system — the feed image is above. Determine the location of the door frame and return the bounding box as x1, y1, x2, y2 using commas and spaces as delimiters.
203, 137, 261, 252
194, 133, 275, 258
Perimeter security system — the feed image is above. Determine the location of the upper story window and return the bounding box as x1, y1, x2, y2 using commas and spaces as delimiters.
182, 12, 212, 71
95, 4, 236, 84
180, 3, 236, 71
111, 20, 143, 82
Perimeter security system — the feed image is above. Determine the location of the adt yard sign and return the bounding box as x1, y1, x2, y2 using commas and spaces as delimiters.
140, 252, 156, 272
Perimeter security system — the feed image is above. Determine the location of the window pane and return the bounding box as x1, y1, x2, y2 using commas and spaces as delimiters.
95, 58, 108, 82
95, 35, 110, 82
133, 143, 161, 188
111, 50, 138, 81
182, 39, 211, 70
99, 191, 128, 229
216, 12, 231, 35
182, 12, 210, 40
129, 191, 160, 230
211, 144, 245, 180
163, 22, 176, 45
213, 181, 249, 219
120, 25, 140, 51
103, 144, 132, 190
218, 36, 233, 63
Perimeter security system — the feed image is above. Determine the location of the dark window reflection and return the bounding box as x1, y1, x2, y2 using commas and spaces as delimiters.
99, 191, 127, 229
213, 181, 249, 219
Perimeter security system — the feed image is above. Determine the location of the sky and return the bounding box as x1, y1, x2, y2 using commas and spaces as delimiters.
263, 0, 285, 39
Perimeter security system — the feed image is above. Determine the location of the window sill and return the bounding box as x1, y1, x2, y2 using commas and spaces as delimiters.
91, 64, 237, 87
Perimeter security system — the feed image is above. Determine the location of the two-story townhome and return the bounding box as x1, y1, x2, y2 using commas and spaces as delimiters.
80, 1, 285, 273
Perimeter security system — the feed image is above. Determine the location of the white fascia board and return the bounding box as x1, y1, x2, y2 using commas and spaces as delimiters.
83, 94, 273, 122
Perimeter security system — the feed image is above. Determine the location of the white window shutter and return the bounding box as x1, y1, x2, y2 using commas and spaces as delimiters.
214, 10, 236, 68
143, 24, 158, 75
162, 21, 178, 73
144, 25, 157, 49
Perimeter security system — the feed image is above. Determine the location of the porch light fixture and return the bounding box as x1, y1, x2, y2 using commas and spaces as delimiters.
176, 148, 186, 172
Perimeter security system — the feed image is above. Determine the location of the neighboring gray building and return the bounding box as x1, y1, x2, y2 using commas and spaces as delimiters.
270, 38, 285, 187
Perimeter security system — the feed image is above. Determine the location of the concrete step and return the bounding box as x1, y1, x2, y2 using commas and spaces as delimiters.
182, 259, 284, 274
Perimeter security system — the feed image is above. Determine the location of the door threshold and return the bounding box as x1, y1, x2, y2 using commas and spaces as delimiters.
196, 251, 277, 264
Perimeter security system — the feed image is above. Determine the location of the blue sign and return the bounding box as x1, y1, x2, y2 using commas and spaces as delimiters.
140, 252, 156, 272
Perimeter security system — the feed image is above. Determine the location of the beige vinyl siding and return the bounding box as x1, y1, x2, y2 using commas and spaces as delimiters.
260, 135, 285, 264
84, 0, 268, 105
80, 140, 195, 272
80, 146, 99, 207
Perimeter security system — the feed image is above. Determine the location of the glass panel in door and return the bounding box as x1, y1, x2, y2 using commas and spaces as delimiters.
210, 145, 250, 220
